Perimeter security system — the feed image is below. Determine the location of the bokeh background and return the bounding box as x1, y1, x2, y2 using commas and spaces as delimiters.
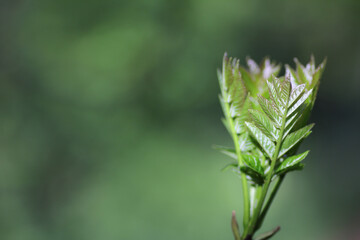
1, 0, 360, 239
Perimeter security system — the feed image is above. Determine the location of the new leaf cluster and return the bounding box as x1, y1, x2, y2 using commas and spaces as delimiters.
215, 53, 326, 239
217, 54, 325, 185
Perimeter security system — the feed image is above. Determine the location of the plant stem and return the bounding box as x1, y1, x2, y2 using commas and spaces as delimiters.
255, 175, 285, 231
224, 99, 250, 228
232, 122, 251, 228
243, 102, 289, 237
242, 146, 278, 237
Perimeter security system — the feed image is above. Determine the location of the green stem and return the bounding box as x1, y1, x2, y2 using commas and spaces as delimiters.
224, 98, 250, 228
255, 175, 285, 231
243, 103, 289, 238
242, 147, 278, 237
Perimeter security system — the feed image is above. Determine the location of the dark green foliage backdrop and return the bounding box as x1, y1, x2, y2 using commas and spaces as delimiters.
0, 0, 359, 239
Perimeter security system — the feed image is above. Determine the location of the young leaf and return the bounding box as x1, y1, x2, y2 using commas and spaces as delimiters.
245, 122, 275, 158
294, 58, 312, 85
234, 96, 251, 134
249, 109, 278, 141
287, 89, 313, 117
284, 111, 300, 128
230, 102, 242, 118
279, 78, 291, 105
257, 95, 280, 127
283, 117, 300, 140
240, 166, 265, 185
238, 132, 256, 152
229, 79, 246, 117
242, 154, 264, 175
266, 79, 283, 112
222, 54, 234, 90
279, 124, 314, 157
234, 117, 246, 135
239, 67, 257, 95
276, 151, 309, 174
285, 65, 300, 86
288, 84, 305, 106
311, 58, 327, 88
276, 163, 304, 176
283, 108, 306, 140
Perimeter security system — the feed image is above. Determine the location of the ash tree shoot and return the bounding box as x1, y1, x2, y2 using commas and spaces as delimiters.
215, 53, 326, 240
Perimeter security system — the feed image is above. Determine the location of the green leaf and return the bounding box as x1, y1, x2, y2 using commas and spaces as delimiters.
240, 166, 265, 185
254, 226, 280, 240
222, 53, 234, 90
234, 117, 245, 135
213, 145, 237, 160
279, 78, 291, 105
238, 132, 255, 152
283, 114, 301, 140
283, 109, 306, 139
287, 89, 313, 117
276, 151, 309, 174
229, 79, 246, 117
284, 111, 299, 128
242, 154, 264, 175
288, 84, 305, 106
285, 65, 301, 86
257, 95, 280, 126
311, 58, 327, 88
245, 122, 275, 158
239, 67, 257, 95
309, 55, 316, 72
234, 96, 251, 134
249, 109, 278, 141
279, 124, 314, 157
294, 58, 311, 84
266, 79, 283, 111
276, 163, 304, 176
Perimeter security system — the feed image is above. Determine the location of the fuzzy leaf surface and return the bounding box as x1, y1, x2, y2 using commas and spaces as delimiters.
257, 95, 280, 127
279, 78, 291, 105
266, 80, 283, 112
238, 132, 256, 152
276, 151, 309, 174
240, 166, 265, 185
276, 163, 304, 176
245, 122, 275, 158
249, 109, 278, 141
242, 154, 264, 175
287, 89, 313, 116
279, 124, 314, 157
289, 84, 305, 106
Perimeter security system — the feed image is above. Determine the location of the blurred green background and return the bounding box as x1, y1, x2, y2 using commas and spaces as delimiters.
0, 0, 360, 239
